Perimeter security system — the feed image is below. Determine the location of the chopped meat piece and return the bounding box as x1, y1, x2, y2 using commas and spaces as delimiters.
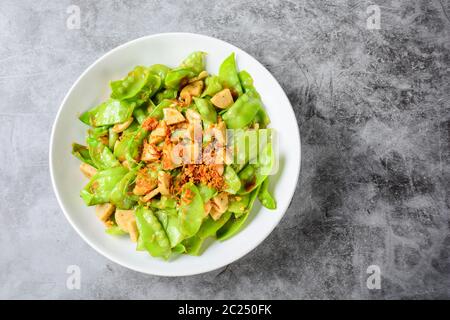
112, 117, 134, 133
141, 117, 159, 131
141, 187, 160, 202
80, 163, 97, 179
141, 140, 161, 162
211, 88, 234, 109
95, 203, 115, 222
163, 108, 185, 125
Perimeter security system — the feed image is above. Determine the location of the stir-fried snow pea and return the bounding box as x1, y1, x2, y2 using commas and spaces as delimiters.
219, 53, 243, 97
86, 137, 120, 169
135, 207, 171, 259
108, 128, 118, 150
222, 94, 260, 129
113, 125, 139, 161
223, 166, 241, 194
201, 76, 222, 97
238, 142, 274, 194
183, 212, 232, 255
72, 143, 95, 167
148, 64, 171, 86
181, 51, 206, 75
149, 99, 172, 120
258, 177, 276, 209
125, 127, 150, 165
228, 194, 250, 215
197, 183, 217, 203
150, 195, 177, 210
105, 225, 127, 236
110, 66, 151, 100
216, 185, 261, 241
179, 182, 205, 237
239, 70, 270, 127
88, 126, 109, 139
110, 168, 138, 209
80, 166, 128, 206
165, 68, 195, 89
194, 97, 217, 124
155, 209, 184, 248
80, 99, 135, 127
154, 88, 178, 104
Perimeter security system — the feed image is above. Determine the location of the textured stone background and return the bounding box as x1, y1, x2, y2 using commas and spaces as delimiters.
0, 0, 449, 299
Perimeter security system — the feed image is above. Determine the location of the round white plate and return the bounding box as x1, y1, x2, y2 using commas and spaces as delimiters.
50, 33, 301, 276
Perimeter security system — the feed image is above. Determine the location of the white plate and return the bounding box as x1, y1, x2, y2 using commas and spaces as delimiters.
49, 33, 301, 276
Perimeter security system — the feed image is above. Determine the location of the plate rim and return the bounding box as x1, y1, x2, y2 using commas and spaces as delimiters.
49, 32, 301, 276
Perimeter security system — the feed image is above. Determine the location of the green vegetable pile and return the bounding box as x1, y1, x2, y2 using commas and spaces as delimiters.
72, 52, 277, 259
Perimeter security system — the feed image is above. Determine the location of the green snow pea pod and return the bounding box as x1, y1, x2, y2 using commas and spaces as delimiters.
105, 225, 127, 236
125, 127, 150, 165
201, 76, 222, 97
238, 142, 274, 194
154, 88, 178, 104
110, 66, 150, 100
72, 143, 95, 167
183, 212, 232, 255
197, 183, 217, 203
88, 126, 109, 139
148, 99, 172, 120
110, 168, 138, 209
181, 51, 206, 75
86, 137, 120, 169
258, 177, 276, 209
223, 166, 241, 194
216, 185, 261, 241
80, 166, 128, 206
132, 105, 147, 124
150, 195, 177, 210
113, 123, 139, 161
165, 67, 195, 89
138, 74, 161, 100
228, 194, 250, 215
172, 243, 186, 254
108, 128, 118, 150
148, 64, 171, 85
155, 209, 184, 248
79, 99, 136, 127
222, 94, 260, 129
179, 182, 205, 237
239, 70, 270, 127
135, 207, 171, 259
194, 97, 217, 124
219, 53, 243, 97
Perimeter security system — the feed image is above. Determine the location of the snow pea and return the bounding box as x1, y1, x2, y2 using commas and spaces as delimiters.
228, 194, 250, 216
154, 88, 178, 104
237, 142, 274, 194
110, 168, 138, 209
181, 51, 206, 75
135, 207, 171, 259
148, 99, 172, 120
197, 183, 217, 203
155, 209, 184, 248
125, 127, 150, 165
183, 212, 232, 255
165, 68, 195, 89
179, 182, 205, 237
148, 64, 171, 85
110, 66, 150, 100
150, 195, 177, 210
105, 225, 127, 236
86, 137, 120, 169
80, 166, 128, 206
258, 177, 276, 209
72, 143, 95, 167
201, 76, 222, 97
216, 185, 261, 241
223, 166, 241, 194
222, 94, 260, 129
219, 53, 243, 97
239, 70, 270, 127
193, 97, 217, 124
80, 99, 135, 127
113, 124, 139, 161
108, 128, 118, 150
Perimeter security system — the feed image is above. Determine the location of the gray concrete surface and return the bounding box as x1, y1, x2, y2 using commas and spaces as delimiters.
0, 0, 449, 299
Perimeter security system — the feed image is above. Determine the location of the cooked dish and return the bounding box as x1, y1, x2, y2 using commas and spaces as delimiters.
72, 52, 276, 259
